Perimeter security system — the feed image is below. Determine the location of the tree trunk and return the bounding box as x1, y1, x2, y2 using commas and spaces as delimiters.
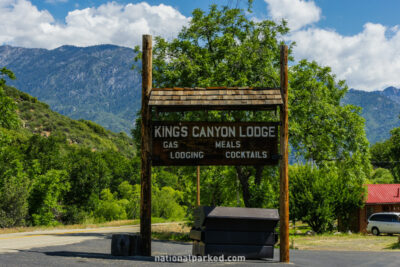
254, 166, 264, 185
235, 166, 265, 207
235, 166, 251, 207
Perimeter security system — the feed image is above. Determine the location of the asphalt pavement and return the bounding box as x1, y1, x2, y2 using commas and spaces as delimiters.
0, 226, 399, 266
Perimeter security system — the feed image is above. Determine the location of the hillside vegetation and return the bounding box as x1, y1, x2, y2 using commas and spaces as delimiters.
0, 80, 186, 228
4, 85, 135, 157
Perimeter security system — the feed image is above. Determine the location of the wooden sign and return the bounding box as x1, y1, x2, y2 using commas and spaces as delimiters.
140, 34, 289, 262
151, 121, 279, 166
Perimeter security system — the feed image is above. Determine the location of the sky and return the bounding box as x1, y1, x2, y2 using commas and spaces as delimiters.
1, 0, 400, 91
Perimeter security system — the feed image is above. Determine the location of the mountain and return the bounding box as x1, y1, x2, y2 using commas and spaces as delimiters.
1, 44, 400, 144
0, 45, 141, 134
3, 85, 135, 158
381, 86, 400, 103
342, 87, 400, 144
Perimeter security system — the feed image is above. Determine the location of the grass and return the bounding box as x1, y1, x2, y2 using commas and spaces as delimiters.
0, 219, 140, 235
152, 222, 191, 242
152, 232, 191, 242
291, 233, 400, 251
0, 217, 185, 235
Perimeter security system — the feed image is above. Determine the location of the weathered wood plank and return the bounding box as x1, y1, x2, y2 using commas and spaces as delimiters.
204, 231, 276, 245
155, 105, 277, 112
140, 34, 152, 257
279, 44, 290, 263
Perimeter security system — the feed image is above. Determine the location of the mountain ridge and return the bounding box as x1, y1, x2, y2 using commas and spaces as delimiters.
1, 44, 400, 144
0, 44, 141, 134
342, 87, 400, 143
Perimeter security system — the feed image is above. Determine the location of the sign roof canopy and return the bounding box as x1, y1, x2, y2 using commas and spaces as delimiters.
149, 87, 283, 111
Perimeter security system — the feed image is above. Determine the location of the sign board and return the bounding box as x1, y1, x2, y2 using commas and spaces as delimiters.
151, 121, 279, 166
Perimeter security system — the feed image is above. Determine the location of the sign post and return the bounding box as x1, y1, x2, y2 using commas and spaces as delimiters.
140, 34, 152, 256
279, 45, 289, 263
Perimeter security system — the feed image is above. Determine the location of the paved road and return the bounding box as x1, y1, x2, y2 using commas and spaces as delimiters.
0, 224, 141, 253
0, 225, 399, 266
0, 223, 177, 253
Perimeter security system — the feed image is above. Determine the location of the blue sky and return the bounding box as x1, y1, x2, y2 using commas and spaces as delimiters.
30, 0, 400, 36
1, 0, 400, 91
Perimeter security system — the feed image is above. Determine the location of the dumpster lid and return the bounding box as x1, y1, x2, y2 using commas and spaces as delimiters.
206, 207, 279, 221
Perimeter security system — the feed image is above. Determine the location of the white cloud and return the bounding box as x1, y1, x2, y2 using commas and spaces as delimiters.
264, 0, 321, 31
0, 0, 189, 49
264, 0, 400, 90
289, 23, 400, 91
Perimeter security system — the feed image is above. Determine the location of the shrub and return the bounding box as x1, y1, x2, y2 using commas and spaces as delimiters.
95, 189, 127, 222
0, 159, 30, 227
29, 170, 70, 226
290, 164, 336, 233
152, 187, 185, 220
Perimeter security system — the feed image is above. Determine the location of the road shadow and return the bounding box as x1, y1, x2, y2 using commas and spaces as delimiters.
42, 251, 280, 264
43, 251, 155, 262
17, 239, 280, 264
152, 239, 192, 245
39, 232, 113, 238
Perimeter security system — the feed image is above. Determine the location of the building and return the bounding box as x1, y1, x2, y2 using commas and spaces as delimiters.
355, 184, 400, 233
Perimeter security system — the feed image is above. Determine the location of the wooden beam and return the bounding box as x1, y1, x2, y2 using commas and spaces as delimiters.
279, 45, 289, 263
152, 105, 277, 112
140, 34, 152, 256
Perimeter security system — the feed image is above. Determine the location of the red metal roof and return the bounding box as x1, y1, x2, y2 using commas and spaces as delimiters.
366, 184, 400, 204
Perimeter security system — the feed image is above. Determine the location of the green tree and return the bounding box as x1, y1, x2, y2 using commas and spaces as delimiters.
289, 61, 370, 230
24, 134, 65, 174
0, 131, 32, 227
0, 161, 30, 227
0, 68, 20, 129
134, 5, 370, 214
95, 188, 127, 222
117, 181, 140, 219
370, 127, 400, 182
382, 127, 400, 182
370, 140, 392, 169
64, 148, 111, 211
153, 186, 186, 219
134, 4, 289, 206
290, 164, 336, 233
290, 61, 369, 166
30, 170, 70, 226
101, 150, 138, 192
369, 168, 394, 184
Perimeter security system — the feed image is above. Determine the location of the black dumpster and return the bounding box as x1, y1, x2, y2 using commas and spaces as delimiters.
190, 206, 279, 259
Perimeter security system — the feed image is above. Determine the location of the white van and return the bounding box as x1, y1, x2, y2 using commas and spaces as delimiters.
366, 212, 400, 235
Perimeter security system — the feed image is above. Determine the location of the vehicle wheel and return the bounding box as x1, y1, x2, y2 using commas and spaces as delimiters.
372, 227, 380, 236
